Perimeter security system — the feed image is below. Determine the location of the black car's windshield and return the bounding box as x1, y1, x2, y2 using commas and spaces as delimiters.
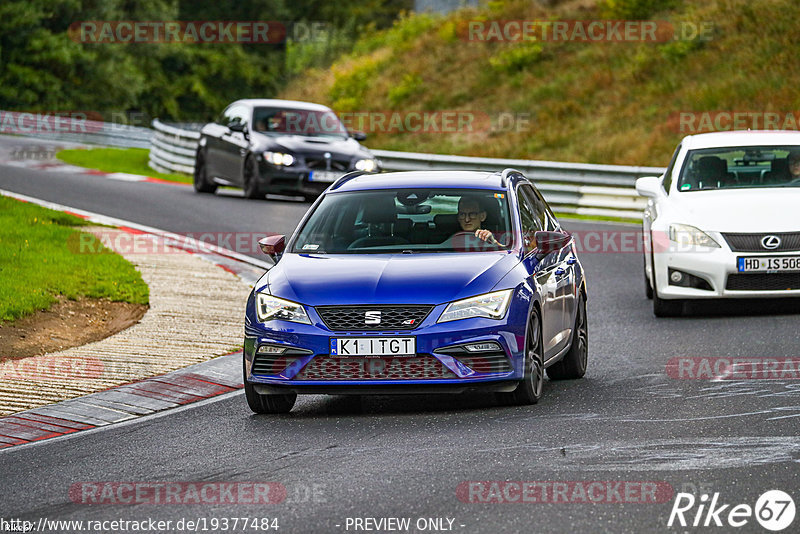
291, 189, 514, 254
677, 146, 800, 191
252, 107, 348, 139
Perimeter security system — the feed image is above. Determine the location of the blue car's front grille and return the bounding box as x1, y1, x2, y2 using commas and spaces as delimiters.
315, 305, 434, 331
295, 355, 456, 380
252, 355, 301, 376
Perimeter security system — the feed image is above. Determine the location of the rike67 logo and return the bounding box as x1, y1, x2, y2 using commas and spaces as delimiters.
668, 490, 795, 531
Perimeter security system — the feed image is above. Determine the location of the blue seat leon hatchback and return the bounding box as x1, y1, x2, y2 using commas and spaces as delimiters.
243, 169, 588, 413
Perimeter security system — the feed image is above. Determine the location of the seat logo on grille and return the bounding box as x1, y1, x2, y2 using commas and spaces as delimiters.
364, 310, 381, 324
761, 235, 781, 250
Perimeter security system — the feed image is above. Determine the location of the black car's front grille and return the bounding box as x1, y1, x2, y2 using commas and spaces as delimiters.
305, 158, 350, 171
451, 352, 513, 374
315, 305, 434, 331
722, 232, 800, 252
295, 355, 456, 380
726, 273, 800, 291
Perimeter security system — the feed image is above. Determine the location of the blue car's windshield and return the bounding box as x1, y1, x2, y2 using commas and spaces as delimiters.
677, 145, 800, 191
291, 188, 514, 253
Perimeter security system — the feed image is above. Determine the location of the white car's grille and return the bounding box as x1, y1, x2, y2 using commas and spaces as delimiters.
726, 273, 800, 291
722, 232, 800, 252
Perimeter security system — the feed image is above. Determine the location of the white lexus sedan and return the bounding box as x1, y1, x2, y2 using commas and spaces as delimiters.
636, 131, 800, 316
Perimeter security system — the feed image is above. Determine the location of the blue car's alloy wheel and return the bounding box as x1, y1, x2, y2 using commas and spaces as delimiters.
498, 308, 543, 406
547, 293, 588, 380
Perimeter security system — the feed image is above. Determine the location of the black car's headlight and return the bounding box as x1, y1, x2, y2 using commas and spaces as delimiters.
355, 158, 378, 172
264, 151, 295, 166
437, 289, 514, 323
255, 293, 311, 324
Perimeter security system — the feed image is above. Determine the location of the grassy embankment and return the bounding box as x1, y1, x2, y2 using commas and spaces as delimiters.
57, 147, 192, 184
0, 195, 149, 322
279, 0, 800, 166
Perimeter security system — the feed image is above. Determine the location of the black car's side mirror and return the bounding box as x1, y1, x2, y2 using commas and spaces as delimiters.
228, 121, 247, 134
258, 235, 286, 263
350, 131, 367, 141
533, 230, 571, 257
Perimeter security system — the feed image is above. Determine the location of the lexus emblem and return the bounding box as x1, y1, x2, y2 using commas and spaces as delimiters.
761, 235, 781, 250
364, 310, 381, 324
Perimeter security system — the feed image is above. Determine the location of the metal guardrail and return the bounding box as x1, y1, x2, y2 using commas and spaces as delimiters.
0, 110, 152, 148
0, 111, 660, 219
150, 119, 660, 219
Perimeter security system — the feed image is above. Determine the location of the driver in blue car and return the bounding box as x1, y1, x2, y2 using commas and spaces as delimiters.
457, 196, 505, 248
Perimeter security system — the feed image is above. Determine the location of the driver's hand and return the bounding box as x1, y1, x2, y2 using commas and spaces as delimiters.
475, 229, 494, 242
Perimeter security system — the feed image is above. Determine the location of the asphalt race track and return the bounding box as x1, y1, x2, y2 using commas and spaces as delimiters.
1, 136, 799, 533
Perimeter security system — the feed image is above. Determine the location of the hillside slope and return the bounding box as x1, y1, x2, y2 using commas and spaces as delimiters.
281, 0, 800, 166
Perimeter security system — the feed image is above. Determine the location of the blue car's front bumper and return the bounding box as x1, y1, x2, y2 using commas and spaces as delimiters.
243, 292, 530, 395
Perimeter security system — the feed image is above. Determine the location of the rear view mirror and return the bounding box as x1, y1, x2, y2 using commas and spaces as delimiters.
350, 131, 367, 141
228, 121, 247, 133
258, 235, 285, 262
635, 176, 664, 198
534, 230, 571, 255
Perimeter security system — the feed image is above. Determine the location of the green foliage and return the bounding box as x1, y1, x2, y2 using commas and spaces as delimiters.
329, 58, 383, 111
0, 0, 410, 121
489, 42, 545, 73
388, 73, 424, 107
0, 196, 149, 322
601, 0, 679, 18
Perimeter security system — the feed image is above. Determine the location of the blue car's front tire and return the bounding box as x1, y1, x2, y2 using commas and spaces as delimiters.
244, 360, 296, 414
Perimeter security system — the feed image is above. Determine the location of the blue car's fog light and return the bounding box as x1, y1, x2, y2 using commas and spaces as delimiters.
464, 341, 504, 352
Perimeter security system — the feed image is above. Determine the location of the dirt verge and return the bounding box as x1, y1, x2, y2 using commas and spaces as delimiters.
0, 297, 148, 360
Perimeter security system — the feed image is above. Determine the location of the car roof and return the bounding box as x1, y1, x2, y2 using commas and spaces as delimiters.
331, 170, 512, 192
230, 99, 333, 112
681, 130, 800, 150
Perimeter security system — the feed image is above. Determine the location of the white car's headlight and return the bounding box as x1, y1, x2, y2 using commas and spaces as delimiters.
354, 158, 377, 172
255, 293, 310, 324
668, 223, 720, 248
437, 290, 514, 323
264, 151, 295, 166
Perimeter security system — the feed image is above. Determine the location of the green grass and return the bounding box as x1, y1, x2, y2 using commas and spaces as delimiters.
554, 212, 641, 225
57, 148, 192, 184
0, 195, 149, 323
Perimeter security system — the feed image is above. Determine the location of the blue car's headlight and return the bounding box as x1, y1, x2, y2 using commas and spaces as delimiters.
437, 289, 514, 323
256, 293, 311, 324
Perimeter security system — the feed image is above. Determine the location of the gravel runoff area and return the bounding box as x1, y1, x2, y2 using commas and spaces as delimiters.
0, 227, 252, 416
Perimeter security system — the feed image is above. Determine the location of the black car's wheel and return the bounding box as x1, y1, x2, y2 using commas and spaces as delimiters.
243, 360, 296, 414
546, 292, 588, 380
497, 308, 544, 406
243, 155, 262, 199
651, 249, 683, 317
193, 152, 217, 194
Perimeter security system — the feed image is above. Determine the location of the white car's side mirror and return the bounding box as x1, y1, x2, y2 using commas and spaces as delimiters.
635, 176, 665, 198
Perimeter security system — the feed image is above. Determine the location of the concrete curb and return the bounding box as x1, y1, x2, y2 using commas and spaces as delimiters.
0, 352, 243, 449
0, 192, 271, 448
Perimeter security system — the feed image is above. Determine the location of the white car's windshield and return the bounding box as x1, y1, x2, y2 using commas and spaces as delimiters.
291, 188, 513, 253
677, 146, 800, 191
